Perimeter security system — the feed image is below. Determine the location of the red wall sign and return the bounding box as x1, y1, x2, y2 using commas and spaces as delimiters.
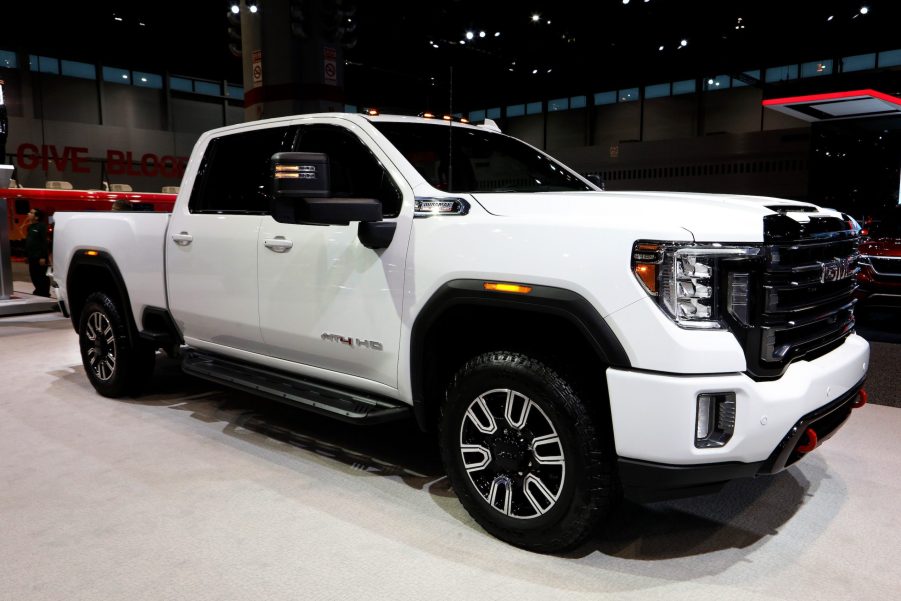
15, 143, 189, 178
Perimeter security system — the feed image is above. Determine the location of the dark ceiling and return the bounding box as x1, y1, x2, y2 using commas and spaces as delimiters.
3, 0, 900, 113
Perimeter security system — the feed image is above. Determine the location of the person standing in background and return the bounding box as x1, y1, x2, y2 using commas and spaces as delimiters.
24, 208, 50, 297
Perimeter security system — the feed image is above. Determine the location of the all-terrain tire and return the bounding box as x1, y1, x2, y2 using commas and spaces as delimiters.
439, 351, 617, 553
78, 291, 156, 397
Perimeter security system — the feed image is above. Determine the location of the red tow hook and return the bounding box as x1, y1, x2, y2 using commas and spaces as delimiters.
797, 428, 819, 454
852, 388, 868, 409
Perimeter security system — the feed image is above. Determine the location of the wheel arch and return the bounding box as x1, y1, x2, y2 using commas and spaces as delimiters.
409, 279, 631, 432
66, 250, 139, 345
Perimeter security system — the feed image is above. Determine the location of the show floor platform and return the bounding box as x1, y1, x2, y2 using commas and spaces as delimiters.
2, 314, 900, 601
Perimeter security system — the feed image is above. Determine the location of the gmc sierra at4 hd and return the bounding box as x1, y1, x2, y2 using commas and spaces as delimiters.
52, 113, 869, 552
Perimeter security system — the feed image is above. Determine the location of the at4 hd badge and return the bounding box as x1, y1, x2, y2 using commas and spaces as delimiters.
321, 333, 383, 351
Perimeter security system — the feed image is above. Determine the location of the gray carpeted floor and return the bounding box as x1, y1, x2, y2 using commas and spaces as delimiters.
2, 313, 900, 601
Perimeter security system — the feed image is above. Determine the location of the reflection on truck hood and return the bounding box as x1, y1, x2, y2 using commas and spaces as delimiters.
470, 191, 823, 243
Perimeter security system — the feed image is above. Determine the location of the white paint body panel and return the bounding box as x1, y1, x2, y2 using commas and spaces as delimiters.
52, 211, 170, 327
166, 213, 263, 347
607, 334, 869, 464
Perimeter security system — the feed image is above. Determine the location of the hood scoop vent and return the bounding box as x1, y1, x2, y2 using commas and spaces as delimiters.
766, 205, 817, 214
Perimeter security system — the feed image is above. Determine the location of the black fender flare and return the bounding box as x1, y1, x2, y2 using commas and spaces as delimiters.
409, 279, 631, 429
65, 250, 140, 345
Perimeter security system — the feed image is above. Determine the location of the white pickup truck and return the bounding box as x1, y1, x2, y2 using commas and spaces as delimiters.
53, 113, 869, 552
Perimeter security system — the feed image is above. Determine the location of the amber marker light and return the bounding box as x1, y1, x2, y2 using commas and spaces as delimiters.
631, 242, 662, 295
422, 112, 435, 118
483, 282, 533, 294
367, 108, 379, 116
84, 250, 100, 256
442, 115, 453, 121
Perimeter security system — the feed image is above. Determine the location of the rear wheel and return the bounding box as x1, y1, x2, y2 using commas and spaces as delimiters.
440, 351, 616, 552
78, 292, 155, 397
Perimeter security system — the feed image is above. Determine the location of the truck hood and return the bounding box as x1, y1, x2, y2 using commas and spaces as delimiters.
470, 191, 826, 242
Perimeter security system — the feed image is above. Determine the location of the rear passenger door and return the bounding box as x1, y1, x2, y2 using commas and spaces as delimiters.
257, 120, 412, 388
167, 125, 295, 351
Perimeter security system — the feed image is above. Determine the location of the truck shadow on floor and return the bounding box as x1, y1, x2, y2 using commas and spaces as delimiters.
126, 354, 824, 564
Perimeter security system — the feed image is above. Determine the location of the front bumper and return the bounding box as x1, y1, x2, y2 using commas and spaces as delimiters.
606, 334, 869, 494
618, 380, 865, 500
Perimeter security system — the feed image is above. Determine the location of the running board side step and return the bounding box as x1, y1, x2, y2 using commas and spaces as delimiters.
182, 350, 411, 424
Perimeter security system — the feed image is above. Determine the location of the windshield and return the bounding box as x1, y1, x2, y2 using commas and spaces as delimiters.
373, 122, 592, 193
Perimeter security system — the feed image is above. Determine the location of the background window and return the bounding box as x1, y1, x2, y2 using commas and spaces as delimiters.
594, 91, 616, 105
842, 53, 876, 72
801, 60, 833, 78
570, 95, 587, 109
878, 49, 901, 68
526, 101, 542, 115
61, 60, 95, 79
506, 104, 525, 117
469, 109, 486, 121
704, 75, 730, 91
618, 88, 638, 102
765, 64, 799, 82
548, 98, 569, 112
644, 83, 670, 99
486, 107, 501, 119
134, 72, 163, 89
194, 80, 221, 96
672, 79, 696, 95
732, 70, 761, 87
103, 66, 131, 84
0, 50, 18, 68
170, 76, 193, 92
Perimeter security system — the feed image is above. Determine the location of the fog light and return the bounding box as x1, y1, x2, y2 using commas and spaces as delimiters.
695, 392, 736, 448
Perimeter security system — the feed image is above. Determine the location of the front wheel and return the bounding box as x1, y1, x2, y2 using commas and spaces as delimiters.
78, 291, 155, 397
440, 351, 616, 553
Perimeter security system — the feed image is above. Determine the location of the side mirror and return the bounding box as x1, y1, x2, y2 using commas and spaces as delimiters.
270, 152, 382, 225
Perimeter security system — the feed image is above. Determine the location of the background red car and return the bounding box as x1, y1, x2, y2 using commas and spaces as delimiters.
857, 207, 901, 311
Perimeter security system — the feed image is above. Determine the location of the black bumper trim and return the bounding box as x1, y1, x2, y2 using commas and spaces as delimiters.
618, 458, 763, 502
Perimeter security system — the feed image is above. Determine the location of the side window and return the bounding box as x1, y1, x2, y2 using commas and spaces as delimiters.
295, 124, 402, 218
189, 126, 295, 214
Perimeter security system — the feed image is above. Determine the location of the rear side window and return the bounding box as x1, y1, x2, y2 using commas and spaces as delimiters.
295, 124, 402, 217
189, 126, 295, 213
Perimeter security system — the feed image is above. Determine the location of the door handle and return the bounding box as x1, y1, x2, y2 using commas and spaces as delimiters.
263, 236, 294, 253
171, 232, 193, 246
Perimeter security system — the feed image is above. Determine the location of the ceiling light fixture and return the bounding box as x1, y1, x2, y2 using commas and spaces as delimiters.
479, 31, 486, 38
465, 31, 474, 40
531, 14, 540, 22
680, 39, 688, 46
860, 6, 869, 14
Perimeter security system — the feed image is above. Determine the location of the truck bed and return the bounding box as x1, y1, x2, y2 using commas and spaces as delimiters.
53, 211, 171, 326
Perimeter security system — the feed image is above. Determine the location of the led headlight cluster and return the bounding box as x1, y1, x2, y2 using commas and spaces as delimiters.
632, 241, 760, 329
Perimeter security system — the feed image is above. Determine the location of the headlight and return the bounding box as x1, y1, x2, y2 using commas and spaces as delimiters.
632, 241, 761, 329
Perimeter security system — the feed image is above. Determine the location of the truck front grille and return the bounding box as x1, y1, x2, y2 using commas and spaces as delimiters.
725, 212, 860, 379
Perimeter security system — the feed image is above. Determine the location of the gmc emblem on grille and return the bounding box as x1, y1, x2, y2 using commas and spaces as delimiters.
820, 257, 853, 283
